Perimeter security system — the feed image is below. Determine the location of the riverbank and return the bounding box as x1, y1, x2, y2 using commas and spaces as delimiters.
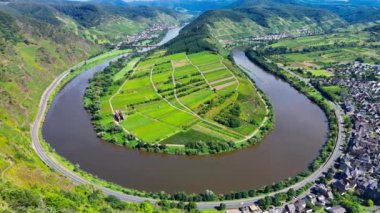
84, 50, 273, 155
42, 47, 329, 195
32, 49, 157, 202
243, 48, 344, 208
32, 46, 344, 212
32, 25, 340, 212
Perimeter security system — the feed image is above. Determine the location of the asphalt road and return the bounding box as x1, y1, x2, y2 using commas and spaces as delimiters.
195, 61, 346, 210
31, 55, 345, 210
31, 60, 156, 204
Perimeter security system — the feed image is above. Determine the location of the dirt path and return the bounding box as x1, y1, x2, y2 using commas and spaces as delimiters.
1, 155, 13, 180
213, 81, 238, 90
209, 76, 235, 85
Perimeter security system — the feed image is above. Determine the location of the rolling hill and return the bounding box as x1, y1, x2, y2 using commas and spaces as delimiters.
165, 0, 347, 53
92, 0, 237, 13
3, 0, 189, 44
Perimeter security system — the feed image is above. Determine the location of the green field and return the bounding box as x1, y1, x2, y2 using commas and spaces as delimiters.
107, 51, 267, 145
320, 85, 348, 102
270, 32, 371, 49
266, 31, 380, 78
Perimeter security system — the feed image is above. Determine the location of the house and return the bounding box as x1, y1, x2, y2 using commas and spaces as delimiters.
314, 184, 334, 199
327, 205, 346, 213
113, 110, 125, 122
305, 194, 317, 205
294, 200, 306, 212
332, 180, 349, 194
239, 206, 251, 213
358, 178, 379, 199
284, 204, 296, 213
226, 209, 240, 213
113, 113, 121, 122
375, 165, 380, 177
316, 195, 326, 206
266, 206, 283, 213
249, 205, 262, 213
346, 178, 357, 190
339, 156, 352, 171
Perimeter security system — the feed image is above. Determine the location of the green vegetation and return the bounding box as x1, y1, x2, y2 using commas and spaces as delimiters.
244, 48, 340, 202
0, 1, 193, 211
4, 0, 189, 44
85, 51, 271, 155
317, 85, 347, 102
165, 0, 348, 54
255, 182, 372, 211
0, 3, 170, 211
0, 180, 166, 212
2, 0, 379, 210
0, 7, 105, 211
256, 28, 380, 79
331, 192, 372, 213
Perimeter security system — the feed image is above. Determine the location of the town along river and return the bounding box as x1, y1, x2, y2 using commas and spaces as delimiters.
43, 42, 328, 193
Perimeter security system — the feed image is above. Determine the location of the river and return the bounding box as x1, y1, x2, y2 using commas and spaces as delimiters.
42, 28, 328, 194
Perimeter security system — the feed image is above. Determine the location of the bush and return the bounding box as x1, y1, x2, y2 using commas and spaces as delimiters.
219, 203, 227, 210
105, 195, 125, 210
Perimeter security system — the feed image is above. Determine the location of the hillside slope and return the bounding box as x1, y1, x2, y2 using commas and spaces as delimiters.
165, 0, 347, 53
92, 0, 237, 13
0, 2, 174, 211
3, 0, 189, 44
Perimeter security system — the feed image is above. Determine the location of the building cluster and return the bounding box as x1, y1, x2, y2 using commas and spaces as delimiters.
124, 24, 175, 44
221, 28, 315, 46
113, 110, 125, 122
331, 62, 379, 198
226, 198, 347, 213
225, 62, 379, 213
282, 62, 380, 212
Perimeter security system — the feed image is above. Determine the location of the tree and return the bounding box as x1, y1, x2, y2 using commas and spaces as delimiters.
186, 202, 197, 212
258, 196, 272, 210
177, 201, 185, 209
286, 189, 296, 201
140, 201, 153, 213
367, 199, 374, 207
219, 203, 226, 210
105, 195, 125, 210
355, 57, 364, 63
201, 190, 217, 201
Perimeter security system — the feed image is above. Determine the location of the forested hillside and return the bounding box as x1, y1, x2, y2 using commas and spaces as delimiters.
165, 0, 347, 53
98, 0, 237, 13
3, 0, 189, 44
0, 1, 183, 211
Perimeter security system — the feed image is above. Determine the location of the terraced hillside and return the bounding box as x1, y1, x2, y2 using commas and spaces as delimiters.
87, 51, 269, 154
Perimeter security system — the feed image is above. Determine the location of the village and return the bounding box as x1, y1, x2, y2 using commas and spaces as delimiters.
221, 28, 315, 47
225, 62, 379, 213
123, 24, 177, 45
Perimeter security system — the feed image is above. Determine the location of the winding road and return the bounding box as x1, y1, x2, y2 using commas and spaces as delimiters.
31, 60, 156, 204
31, 51, 345, 210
